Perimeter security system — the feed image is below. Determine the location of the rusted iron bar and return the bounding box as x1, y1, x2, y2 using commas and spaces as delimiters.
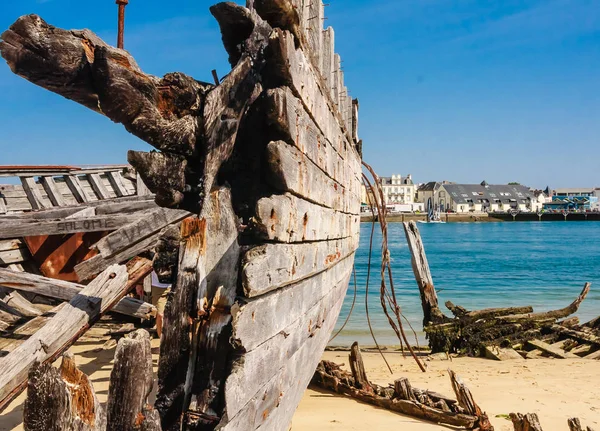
116, 0, 129, 49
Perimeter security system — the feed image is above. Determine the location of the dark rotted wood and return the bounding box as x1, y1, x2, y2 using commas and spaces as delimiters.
106, 329, 161, 431
312, 361, 478, 428
510, 413, 544, 431
498, 283, 590, 323
23, 353, 105, 431
402, 221, 448, 325
445, 302, 534, 320
448, 369, 493, 430
394, 378, 416, 401
551, 325, 600, 348
156, 187, 240, 431
152, 224, 181, 283
127, 152, 188, 208
349, 342, 372, 393
254, 0, 303, 47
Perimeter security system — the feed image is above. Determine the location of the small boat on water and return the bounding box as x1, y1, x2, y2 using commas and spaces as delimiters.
418, 198, 446, 224
0, 1, 361, 429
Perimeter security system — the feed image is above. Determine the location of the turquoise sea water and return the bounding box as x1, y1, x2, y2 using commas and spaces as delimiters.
331, 222, 600, 346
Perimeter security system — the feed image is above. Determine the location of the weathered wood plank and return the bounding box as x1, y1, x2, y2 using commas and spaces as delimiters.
403, 221, 447, 325
95, 207, 190, 258
526, 339, 577, 359
266, 140, 359, 214
222, 270, 349, 428
0, 195, 6, 214
136, 172, 152, 196
0, 240, 22, 252
242, 236, 357, 297
106, 329, 158, 430
484, 345, 524, 361
0, 214, 140, 239
0, 259, 151, 410
106, 170, 129, 198
232, 254, 353, 352
1, 289, 42, 318
0, 247, 30, 265
264, 87, 360, 196
87, 173, 111, 200
254, 193, 359, 243
321, 27, 335, 96
65, 206, 96, 219
20, 177, 47, 210
63, 174, 92, 203
74, 231, 160, 281
39, 176, 67, 207
270, 28, 359, 164
307, 0, 323, 69
0, 268, 156, 319
0, 303, 66, 357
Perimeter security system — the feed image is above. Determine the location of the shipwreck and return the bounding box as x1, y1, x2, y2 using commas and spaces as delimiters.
0, 0, 362, 429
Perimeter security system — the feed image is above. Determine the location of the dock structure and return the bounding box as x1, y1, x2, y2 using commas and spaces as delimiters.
0, 1, 363, 429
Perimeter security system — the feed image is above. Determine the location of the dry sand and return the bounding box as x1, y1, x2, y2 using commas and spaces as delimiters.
1, 340, 599, 431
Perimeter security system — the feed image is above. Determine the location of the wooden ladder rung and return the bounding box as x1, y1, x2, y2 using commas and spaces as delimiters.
20, 177, 47, 211
107, 171, 129, 197
87, 173, 111, 200
40, 176, 67, 207
63, 175, 91, 204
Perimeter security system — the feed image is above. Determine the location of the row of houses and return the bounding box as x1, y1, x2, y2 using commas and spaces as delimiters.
361, 176, 600, 214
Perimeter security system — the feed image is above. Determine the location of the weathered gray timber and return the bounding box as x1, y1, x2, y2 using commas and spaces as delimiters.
526, 339, 577, 359
95, 208, 190, 257
0, 259, 151, 410
255, 193, 359, 243
0, 304, 66, 357
403, 221, 447, 325
20, 177, 47, 211
0, 289, 42, 318
64, 174, 92, 203
0, 268, 155, 319
0, 214, 140, 239
40, 176, 67, 207
266, 140, 358, 214
106, 330, 159, 430
106, 171, 129, 198
75, 232, 161, 281
0, 1, 363, 429
87, 173, 112, 200
242, 235, 357, 297
264, 87, 358, 194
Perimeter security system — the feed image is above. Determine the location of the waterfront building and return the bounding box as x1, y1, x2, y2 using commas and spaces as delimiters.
419, 181, 542, 213
361, 174, 423, 212
380, 174, 416, 204
543, 188, 599, 211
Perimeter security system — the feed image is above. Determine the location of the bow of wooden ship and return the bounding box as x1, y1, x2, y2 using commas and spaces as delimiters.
0, 1, 362, 429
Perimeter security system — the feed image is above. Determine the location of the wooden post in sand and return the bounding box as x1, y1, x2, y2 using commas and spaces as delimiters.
23, 330, 161, 431
402, 221, 447, 325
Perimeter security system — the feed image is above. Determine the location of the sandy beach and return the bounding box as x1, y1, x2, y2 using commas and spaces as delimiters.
1, 338, 598, 431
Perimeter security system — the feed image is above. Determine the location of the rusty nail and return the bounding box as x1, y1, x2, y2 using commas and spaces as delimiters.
116, 0, 129, 49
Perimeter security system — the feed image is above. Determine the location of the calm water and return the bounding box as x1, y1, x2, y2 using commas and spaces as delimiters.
331, 222, 600, 346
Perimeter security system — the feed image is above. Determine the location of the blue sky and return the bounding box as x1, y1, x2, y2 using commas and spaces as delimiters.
0, 0, 598, 189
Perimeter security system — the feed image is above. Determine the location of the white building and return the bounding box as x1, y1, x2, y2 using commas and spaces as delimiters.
417, 181, 543, 213
380, 174, 416, 204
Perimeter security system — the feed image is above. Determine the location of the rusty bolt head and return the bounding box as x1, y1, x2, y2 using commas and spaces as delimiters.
116, 0, 129, 5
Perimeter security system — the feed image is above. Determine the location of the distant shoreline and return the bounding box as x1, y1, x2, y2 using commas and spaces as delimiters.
360, 212, 600, 223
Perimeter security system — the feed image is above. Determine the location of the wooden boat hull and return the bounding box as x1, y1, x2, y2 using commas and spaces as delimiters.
0, 1, 362, 429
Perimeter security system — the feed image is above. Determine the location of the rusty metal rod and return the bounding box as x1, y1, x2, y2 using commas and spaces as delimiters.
116, 0, 129, 49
